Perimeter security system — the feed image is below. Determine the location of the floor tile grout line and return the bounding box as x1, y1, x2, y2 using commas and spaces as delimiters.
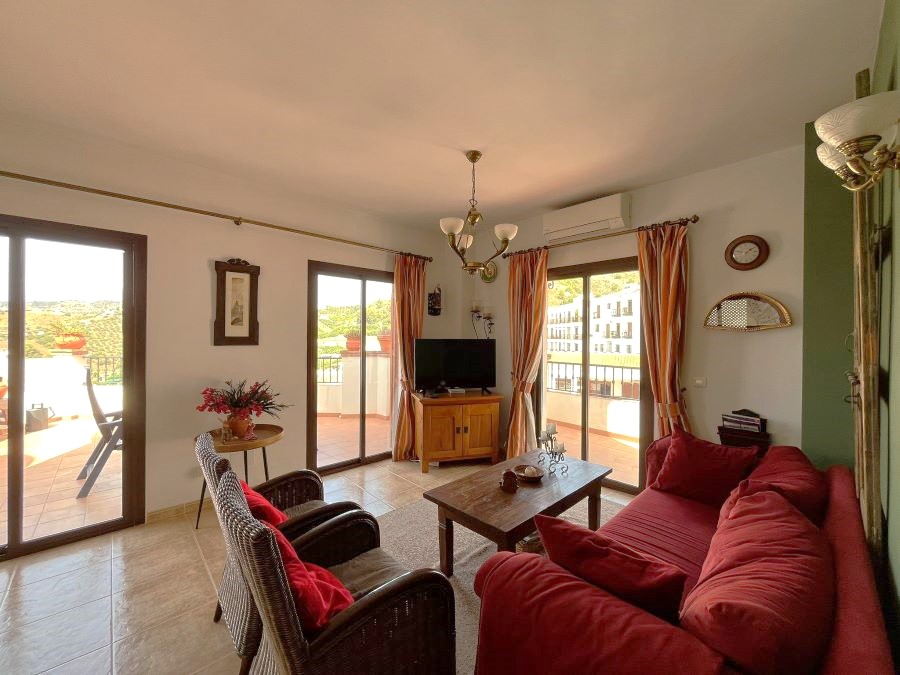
0, 589, 113, 638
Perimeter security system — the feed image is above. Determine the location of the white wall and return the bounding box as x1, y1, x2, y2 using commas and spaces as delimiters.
0, 117, 459, 512
471, 145, 805, 448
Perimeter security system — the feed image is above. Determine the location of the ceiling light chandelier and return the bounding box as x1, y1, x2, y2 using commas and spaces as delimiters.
439, 150, 518, 278
814, 89, 900, 191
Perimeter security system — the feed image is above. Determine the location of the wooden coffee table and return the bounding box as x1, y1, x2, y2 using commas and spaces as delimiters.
423, 450, 612, 576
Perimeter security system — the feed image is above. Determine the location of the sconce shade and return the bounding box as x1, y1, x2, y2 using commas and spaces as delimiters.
457, 234, 474, 250
814, 90, 900, 150
440, 217, 465, 235
817, 143, 848, 170
494, 223, 519, 241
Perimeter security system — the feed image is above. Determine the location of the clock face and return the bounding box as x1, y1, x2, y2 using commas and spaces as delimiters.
725, 235, 769, 270
732, 242, 760, 264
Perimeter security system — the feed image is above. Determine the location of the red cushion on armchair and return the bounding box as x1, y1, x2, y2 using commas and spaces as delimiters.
651, 427, 757, 506
535, 515, 687, 621
241, 480, 288, 526
265, 523, 353, 630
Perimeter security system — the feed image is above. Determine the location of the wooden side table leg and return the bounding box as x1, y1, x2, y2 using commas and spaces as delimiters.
588, 487, 602, 531
438, 508, 453, 577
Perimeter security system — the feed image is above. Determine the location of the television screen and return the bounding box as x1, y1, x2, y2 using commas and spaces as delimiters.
414, 339, 496, 391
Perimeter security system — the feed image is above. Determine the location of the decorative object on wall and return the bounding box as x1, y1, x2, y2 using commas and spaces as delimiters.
469, 302, 495, 338
703, 292, 792, 332
439, 150, 518, 275
724, 234, 769, 270
813, 72, 898, 555
427, 284, 442, 316
196, 379, 291, 440
214, 258, 260, 345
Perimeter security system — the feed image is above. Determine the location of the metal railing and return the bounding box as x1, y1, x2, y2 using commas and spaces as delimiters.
317, 355, 343, 383
545, 363, 640, 400
87, 355, 123, 384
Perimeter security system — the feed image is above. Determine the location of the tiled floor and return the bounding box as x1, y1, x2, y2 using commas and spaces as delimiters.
550, 421, 640, 487
0, 420, 123, 544
0, 457, 634, 674
315, 414, 391, 467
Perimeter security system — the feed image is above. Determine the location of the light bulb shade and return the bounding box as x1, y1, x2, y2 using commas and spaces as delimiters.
457, 234, 474, 250
815, 90, 900, 149
440, 217, 464, 235
816, 143, 848, 171
494, 223, 518, 241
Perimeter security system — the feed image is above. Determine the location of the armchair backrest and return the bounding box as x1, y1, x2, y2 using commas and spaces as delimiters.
194, 433, 262, 659
216, 468, 310, 671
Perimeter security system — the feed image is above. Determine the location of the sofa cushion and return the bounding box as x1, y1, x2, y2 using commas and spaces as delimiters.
265, 523, 354, 630
652, 427, 758, 506
535, 514, 687, 621
645, 434, 672, 486
328, 548, 408, 598
680, 491, 834, 675
746, 446, 827, 525
241, 480, 288, 526
600, 486, 718, 596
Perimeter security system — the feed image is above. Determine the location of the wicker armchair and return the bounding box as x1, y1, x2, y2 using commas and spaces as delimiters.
215, 467, 457, 675
194, 434, 360, 674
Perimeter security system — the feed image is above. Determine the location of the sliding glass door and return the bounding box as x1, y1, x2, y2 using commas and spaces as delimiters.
307, 262, 394, 471
541, 258, 651, 491
0, 214, 146, 560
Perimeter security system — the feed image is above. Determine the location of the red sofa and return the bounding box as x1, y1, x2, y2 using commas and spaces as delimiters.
474, 440, 894, 675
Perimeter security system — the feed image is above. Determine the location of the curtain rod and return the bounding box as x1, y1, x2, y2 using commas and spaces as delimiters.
0, 169, 434, 262
502, 214, 699, 258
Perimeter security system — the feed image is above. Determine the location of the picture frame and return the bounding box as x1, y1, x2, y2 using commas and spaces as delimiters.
214, 258, 260, 345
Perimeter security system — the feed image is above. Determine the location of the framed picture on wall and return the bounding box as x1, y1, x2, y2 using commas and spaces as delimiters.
214, 258, 260, 345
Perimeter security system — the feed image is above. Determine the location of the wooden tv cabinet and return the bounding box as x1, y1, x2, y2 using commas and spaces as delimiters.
412, 392, 502, 473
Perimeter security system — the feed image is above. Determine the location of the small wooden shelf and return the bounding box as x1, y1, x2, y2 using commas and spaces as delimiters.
413, 392, 502, 473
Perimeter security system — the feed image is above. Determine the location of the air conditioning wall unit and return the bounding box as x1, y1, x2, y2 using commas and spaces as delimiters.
543, 193, 632, 243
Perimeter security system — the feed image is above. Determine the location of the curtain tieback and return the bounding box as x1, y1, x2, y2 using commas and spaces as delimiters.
656, 399, 685, 418
400, 377, 414, 393
513, 379, 533, 395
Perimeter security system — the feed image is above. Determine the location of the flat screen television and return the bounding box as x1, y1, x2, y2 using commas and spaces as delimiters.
414, 339, 496, 392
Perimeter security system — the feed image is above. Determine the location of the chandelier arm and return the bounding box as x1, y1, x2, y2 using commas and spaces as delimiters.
447, 233, 469, 265
483, 238, 511, 264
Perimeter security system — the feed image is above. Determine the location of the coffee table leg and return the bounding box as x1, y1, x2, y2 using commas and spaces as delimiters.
497, 535, 517, 553
438, 508, 453, 577
588, 487, 602, 531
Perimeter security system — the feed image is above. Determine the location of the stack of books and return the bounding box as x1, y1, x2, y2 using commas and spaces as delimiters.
721, 409, 766, 433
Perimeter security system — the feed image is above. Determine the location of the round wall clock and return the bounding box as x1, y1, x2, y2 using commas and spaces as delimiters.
480, 260, 498, 283
725, 235, 769, 271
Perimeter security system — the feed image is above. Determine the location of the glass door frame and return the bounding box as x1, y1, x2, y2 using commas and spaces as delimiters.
306, 260, 394, 473
537, 256, 653, 494
0, 213, 147, 561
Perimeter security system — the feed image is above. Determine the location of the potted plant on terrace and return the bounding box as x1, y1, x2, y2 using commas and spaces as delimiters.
345, 329, 362, 353
51, 319, 87, 351
377, 330, 392, 353
197, 379, 290, 439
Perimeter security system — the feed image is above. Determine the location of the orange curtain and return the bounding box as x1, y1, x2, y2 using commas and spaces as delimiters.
637, 224, 691, 437
506, 249, 548, 458
391, 254, 427, 461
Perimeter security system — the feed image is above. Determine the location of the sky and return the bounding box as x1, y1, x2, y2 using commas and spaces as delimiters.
317, 274, 392, 307
0, 237, 124, 302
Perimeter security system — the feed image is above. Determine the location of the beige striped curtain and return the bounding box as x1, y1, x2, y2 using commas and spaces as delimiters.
637, 224, 691, 437
391, 254, 427, 461
506, 249, 549, 457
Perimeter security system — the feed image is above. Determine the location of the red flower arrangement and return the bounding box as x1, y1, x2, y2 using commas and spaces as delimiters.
197, 380, 290, 420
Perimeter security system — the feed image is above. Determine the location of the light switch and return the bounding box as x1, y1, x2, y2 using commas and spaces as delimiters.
693, 377, 707, 388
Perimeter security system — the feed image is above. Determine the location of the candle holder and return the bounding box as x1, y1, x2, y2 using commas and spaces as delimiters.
538, 426, 568, 475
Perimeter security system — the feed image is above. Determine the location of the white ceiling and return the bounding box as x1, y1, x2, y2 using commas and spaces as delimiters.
0, 1, 885, 228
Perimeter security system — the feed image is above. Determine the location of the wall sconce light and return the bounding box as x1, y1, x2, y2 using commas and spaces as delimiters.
814, 89, 900, 191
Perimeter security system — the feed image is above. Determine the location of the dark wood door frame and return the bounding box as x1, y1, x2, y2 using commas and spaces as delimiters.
540, 256, 652, 494
307, 261, 393, 474
0, 213, 147, 561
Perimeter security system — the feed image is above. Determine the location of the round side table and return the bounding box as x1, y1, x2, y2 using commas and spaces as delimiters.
195, 423, 284, 528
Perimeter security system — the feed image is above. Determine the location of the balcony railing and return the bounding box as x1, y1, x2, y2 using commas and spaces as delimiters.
317, 355, 343, 383
545, 363, 640, 400
87, 355, 123, 384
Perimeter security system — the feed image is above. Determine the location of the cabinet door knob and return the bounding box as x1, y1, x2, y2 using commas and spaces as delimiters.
464, 426, 469, 433
456, 426, 461, 434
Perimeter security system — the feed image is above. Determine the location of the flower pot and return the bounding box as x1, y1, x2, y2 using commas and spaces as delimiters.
0, 384, 8, 399
346, 336, 361, 352
227, 415, 252, 438
377, 334, 392, 352
54, 333, 86, 351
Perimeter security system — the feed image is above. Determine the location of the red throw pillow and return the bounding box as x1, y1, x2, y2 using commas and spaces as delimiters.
240, 480, 288, 526
746, 446, 828, 525
717, 478, 776, 528
651, 427, 758, 506
265, 523, 354, 630
535, 515, 687, 622
680, 491, 834, 675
